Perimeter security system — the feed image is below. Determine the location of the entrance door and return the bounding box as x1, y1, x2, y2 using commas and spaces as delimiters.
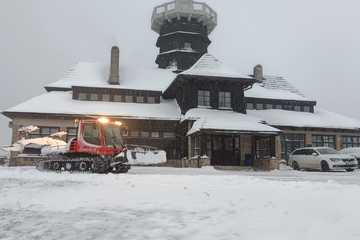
211, 136, 241, 166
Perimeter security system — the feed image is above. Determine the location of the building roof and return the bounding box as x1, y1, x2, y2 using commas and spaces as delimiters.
180, 54, 254, 80
245, 75, 313, 102
4, 91, 181, 121
183, 108, 281, 135
45, 62, 177, 92
248, 109, 360, 130
245, 83, 309, 101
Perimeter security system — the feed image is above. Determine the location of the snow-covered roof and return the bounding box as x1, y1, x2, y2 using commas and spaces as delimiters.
4, 91, 181, 121
183, 108, 281, 135
245, 75, 312, 102
248, 109, 360, 130
45, 62, 177, 92
245, 83, 309, 101
180, 54, 254, 80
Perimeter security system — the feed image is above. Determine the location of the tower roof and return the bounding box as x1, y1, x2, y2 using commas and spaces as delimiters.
151, 0, 217, 35
180, 54, 254, 80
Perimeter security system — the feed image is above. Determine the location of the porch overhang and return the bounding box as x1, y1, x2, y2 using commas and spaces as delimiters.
187, 128, 281, 136
183, 108, 282, 137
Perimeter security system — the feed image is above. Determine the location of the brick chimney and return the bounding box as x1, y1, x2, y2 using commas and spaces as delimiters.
109, 46, 120, 85
253, 64, 264, 82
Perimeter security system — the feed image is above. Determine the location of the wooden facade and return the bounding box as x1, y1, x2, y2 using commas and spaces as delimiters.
164, 74, 254, 114
155, 18, 211, 71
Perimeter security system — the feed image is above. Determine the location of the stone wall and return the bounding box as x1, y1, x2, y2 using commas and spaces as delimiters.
166, 156, 210, 168
254, 157, 280, 171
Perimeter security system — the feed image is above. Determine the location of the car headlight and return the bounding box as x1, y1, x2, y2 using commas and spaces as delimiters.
330, 158, 340, 162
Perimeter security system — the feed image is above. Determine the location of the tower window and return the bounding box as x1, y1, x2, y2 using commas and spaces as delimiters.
184, 42, 192, 50
198, 90, 210, 107
219, 91, 231, 109
167, 60, 178, 70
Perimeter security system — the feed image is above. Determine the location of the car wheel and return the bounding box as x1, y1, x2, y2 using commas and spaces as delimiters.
292, 161, 300, 171
321, 161, 330, 172
346, 169, 355, 172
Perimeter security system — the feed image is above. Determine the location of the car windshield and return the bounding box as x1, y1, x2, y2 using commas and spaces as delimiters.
104, 124, 124, 147
317, 148, 338, 155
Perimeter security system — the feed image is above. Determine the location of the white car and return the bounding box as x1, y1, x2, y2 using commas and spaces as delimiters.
339, 147, 360, 167
289, 147, 358, 172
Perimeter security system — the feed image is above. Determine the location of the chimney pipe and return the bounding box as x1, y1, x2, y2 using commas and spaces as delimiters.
253, 64, 264, 82
109, 46, 120, 85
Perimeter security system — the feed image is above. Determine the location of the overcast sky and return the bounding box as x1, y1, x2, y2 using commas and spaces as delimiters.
1, 0, 360, 145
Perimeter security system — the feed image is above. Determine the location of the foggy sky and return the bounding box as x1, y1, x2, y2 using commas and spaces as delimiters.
1, 0, 360, 145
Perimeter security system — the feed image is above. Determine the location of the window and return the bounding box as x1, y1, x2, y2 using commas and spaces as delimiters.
246, 103, 254, 110
312, 135, 336, 149
151, 132, 160, 138
294, 106, 301, 112
125, 95, 133, 103
256, 104, 264, 110
256, 137, 272, 159
104, 124, 123, 147
163, 132, 175, 138
198, 90, 210, 107
41, 127, 50, 135
136, 96, 144, 103
78, 93, 88, 101
266, 104, 272, 110
283, 105, 293, 111
113, 95, 122, 102
219, 91, 231, 109
141, 131, 150, 138
147, 96, 156, 104
90, 93, 98, 101
281, 134, 305, 160
83, 123, 100, 145
276, 105, 282, 109
191, 135, 200, 157
184, 42, 192, 50
342, 136, 360, 148
303, 106, 311, 112
102, 94, 110, 102
41, 127, 58, 135
29, 127, 60, 138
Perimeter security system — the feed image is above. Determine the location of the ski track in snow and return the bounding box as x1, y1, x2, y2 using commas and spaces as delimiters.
1, 166, 360, 240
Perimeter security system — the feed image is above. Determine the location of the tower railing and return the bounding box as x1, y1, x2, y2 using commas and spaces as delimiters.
151, 0, 217, 34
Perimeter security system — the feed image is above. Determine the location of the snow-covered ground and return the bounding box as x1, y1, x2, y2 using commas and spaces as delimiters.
1, 167, 360, 240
